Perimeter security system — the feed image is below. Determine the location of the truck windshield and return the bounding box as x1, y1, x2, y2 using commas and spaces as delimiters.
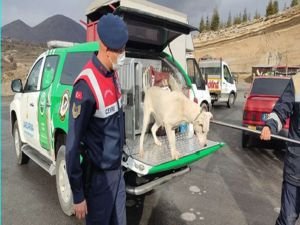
200, 67, 221, 76
60, 52, 94, 85
251, 78, 290, 96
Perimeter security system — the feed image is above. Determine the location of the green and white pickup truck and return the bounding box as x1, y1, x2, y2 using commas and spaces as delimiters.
10, 0, 224, 216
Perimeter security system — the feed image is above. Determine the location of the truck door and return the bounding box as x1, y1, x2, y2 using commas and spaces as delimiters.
222, 64, 235, 96
187, 58, 206, 101
38, 55, 59, 151
22, 57, 45, 148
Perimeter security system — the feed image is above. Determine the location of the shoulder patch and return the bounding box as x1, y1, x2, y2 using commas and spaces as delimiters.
72, 103, 81, 119
75, 91, 83, 100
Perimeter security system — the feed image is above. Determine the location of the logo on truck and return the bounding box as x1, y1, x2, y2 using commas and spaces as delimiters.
207, 79, 220, 90
59, 90, 70, 121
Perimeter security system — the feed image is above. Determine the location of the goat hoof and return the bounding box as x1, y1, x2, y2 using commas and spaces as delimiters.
171, 150, 180, 160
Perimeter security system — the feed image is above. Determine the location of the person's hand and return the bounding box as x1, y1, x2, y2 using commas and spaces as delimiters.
74, 200, 88, 220
260, 126, 271, 141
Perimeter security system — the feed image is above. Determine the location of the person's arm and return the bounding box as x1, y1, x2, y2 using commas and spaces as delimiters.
261, 79, 295, 140
65, 80, 95, 204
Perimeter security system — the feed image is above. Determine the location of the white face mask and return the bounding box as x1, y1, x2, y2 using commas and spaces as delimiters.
110, 51, 126, 71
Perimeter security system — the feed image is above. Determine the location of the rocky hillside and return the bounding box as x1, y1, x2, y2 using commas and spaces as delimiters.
2, 39, 47, 96
193, 5, 300, 80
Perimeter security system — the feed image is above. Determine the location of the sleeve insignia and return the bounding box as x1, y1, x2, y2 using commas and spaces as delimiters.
72, 103, 81, 119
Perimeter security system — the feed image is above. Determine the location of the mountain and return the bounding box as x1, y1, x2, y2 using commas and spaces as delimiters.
2, 15, 86, 43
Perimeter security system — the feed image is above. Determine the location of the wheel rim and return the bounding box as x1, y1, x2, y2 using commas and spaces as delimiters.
14, 128, 21, 158
58, 159, 71, 203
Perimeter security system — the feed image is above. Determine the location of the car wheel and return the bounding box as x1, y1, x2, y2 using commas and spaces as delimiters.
242, 131, 250, 148
227, 93, 235, 108
56, 144, 74, 216
200, 102, 209, 112
13, 121, 29, 165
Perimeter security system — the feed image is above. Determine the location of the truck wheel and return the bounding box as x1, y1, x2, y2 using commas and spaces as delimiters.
200, 102, 209, 112
242, 131, 250, 148
13, 121, 29, 165
227, 93, 235, 108
56, 144, 74, 216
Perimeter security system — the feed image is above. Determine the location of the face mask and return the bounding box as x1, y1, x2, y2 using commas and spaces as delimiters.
109, 51, 126, 71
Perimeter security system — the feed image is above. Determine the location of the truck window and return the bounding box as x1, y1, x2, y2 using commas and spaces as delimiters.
187, 59, 196, 82
162, 59, 187, 89
187, 58, 205, 90
41, 55, 59, 89
24, 59, 43, 92
223, 65, 233, 84
60, 52, 94, 85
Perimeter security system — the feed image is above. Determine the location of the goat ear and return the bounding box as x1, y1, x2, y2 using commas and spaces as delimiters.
202, 112, 212, 133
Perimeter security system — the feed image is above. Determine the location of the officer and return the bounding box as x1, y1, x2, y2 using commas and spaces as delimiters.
261, 72, 300, 225
66, 13, 128, 225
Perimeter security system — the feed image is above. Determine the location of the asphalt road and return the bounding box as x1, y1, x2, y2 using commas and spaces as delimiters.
3, 86, 299, 225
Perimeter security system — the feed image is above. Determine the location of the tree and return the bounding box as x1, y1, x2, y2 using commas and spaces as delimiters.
266, 0, 274, 16
291, 0, 299, 7
242, 8, 248, 23
226, 11, 232, 27
199, 17, 205, 33
254, 10, 261, 20
273, 0, 279, 14
233, 14, 242, 25
206, 16, 211, 31
210, 8, 220, 31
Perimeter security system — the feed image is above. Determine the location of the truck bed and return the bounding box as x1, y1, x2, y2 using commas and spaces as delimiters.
124, 132, 221, 166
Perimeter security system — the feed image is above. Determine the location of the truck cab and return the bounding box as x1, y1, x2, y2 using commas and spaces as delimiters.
199, 58, 237, 108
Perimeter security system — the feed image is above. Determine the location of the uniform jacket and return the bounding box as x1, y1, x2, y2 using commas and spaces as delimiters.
266, 74, 300, 186
66, 54, 125, 203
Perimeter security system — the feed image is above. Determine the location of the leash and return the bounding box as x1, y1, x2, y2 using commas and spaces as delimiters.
211, 120, 300, 145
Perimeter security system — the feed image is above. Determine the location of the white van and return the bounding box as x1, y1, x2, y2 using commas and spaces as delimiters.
199, 58, 237, 108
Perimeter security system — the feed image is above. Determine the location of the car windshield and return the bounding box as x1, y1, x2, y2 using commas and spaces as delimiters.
251, 78, 290, 96
200, 67, 221, 76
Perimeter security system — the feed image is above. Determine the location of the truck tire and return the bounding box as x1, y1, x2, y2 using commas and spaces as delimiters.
13, 121, 29, 165
242, 131, 250, 148
227, 93, 235, 108
56, 144, 74, 216
200, 102, 209, 112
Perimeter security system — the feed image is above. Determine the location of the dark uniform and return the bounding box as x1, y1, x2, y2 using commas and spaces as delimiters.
66, 13, 128, 225
265, 73, 300, 225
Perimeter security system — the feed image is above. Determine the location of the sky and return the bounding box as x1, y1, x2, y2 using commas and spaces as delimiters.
2, 0, 292, 28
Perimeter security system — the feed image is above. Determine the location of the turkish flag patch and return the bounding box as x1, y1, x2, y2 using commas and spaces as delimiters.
75, 91, 83, 100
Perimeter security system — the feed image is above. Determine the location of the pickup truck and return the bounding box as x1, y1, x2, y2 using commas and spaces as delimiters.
10, 0, 224, 216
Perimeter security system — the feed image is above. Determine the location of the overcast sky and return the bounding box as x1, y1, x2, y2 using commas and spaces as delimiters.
3, 0, 292, 27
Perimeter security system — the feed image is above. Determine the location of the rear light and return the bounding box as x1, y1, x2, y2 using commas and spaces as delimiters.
243, 111, 262, 122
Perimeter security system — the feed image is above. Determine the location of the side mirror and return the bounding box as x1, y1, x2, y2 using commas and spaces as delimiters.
11, 79, 23, 93
244, 91, 249, 98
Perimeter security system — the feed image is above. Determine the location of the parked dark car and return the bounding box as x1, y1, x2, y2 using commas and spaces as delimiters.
242, 76, 290, 148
